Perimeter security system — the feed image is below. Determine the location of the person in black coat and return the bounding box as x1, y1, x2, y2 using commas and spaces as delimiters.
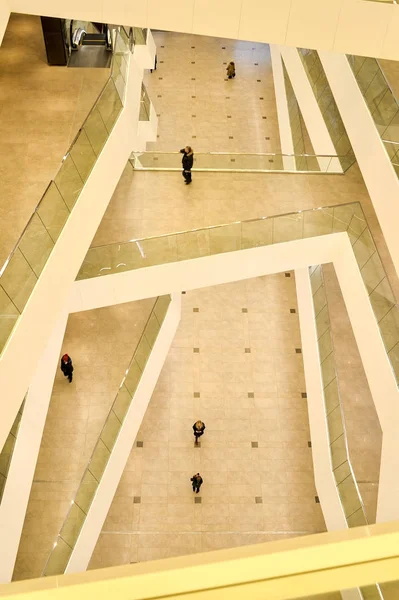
60, 353, 74, 383
191, 473, 203, 493
193, 420, 206, 444
180, 146, 194, 184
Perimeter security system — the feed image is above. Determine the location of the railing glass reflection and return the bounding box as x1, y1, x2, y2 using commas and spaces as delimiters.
310, 265, 383, 600
77, 202, 399, 386
0, 400, 24, 502
130, 151, 355, 173
42, 295, 171, 576
0, 29, 131, 357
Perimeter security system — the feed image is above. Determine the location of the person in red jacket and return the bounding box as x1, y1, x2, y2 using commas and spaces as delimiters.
60, 353, 73, 383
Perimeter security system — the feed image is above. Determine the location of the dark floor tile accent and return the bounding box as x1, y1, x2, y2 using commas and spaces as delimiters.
255, 496, 263, 504
262, 116, 267, 119
158, 77, 163, 80
248, 392, 255, 398
227, 115, 232, 118
231, 158, 236, 162
242, 308, 248, 313
257, 79, 261, 82
191, 61, 196, 64
193, 307, 199, 312
195, 496, 202, 503
251, 441, 259, 448
265, 137, 270, 141
254, 63, 259, 65
192, 95, 196, 98
295, 348, 302, 354
268, 159, 274, 163
194, 441, 201, 448
192, 115, 196, 118
161, 45, 165, 48
194, 392, 200, 398
157, 94, 162, 97
245, 348, 251, 353
157, 135, 160, 138
160, 60, 164, 63
193, 348, 200, 353
222, 46, 226, 49
136, 441, 144, 448
302, 392, 307, 398
191, 46, 195, 48
308, 441, 312, 448
192, 135, 197, 138
156, 113, 160, 117
229, 136, 234, 139
226, 96, 230, 99
182, 291, 186, 294
153, 157, 159, 161
285, 272, 291, 278
191, 77, 196, 80
315, 496, 320, 504
223, 62, 227, 65
259, 97, 264, 100
133, 496, 141, 504
290, 308, 296, 313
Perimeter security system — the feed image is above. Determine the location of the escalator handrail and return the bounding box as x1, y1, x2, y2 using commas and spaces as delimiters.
71, 27, 87, 49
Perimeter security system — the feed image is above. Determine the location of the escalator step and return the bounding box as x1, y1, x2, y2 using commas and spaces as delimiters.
82, 33, 106, 45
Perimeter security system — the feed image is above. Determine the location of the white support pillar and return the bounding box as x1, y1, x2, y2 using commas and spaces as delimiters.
333, 236, 399, 524
0, 309, 68, 583
295, 267, 361, 600
279, 45, 340, 171
270, 44, 295, 170
65, 293, 181, 573
319, 49, 399, 278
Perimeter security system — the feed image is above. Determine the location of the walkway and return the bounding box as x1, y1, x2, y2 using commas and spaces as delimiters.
0, 14, 108, 268
13, 299, 154, 580
89, 276, 326, 568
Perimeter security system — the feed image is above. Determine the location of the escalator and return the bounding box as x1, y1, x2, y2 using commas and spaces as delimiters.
67, 20, 113, 68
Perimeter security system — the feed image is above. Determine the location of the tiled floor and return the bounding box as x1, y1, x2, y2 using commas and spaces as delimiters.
0, 14, 108, 268
144, 32, 280, 154
13, 299, 155, 580
88, 276, 326, 569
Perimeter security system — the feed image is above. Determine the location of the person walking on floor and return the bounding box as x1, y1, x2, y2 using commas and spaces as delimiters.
180, 146, 194, 184
191, 473, 203, 493
193, 420, 206, 444
226, 61, 236, 79
60, 353, 74, 383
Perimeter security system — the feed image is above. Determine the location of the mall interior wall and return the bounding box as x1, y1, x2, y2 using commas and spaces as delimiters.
6, 0, 399, 61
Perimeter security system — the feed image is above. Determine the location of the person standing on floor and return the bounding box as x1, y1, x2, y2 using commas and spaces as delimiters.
226, 61, 236, 79
60, 353, 74, 383
193, 420, 206, 444
191, 473, 203, 493
180, 146, 194, 184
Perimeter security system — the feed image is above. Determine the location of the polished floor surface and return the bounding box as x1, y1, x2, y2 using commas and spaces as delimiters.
13, 299, 154, 580
88, 276, 326, 568
0, 14, 108, 269
9, 28, 389, 585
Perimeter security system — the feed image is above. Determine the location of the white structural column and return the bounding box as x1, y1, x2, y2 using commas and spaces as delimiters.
333, 236, 399, 524
319, 50, 399, 277
278, 45, 339, 171
0, 43, 157, 454
0, 0, 9, 45
295, 267, 361, 600
65, 293, 181, 573
270, 44, 295, 170
0, 309, 68, 583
